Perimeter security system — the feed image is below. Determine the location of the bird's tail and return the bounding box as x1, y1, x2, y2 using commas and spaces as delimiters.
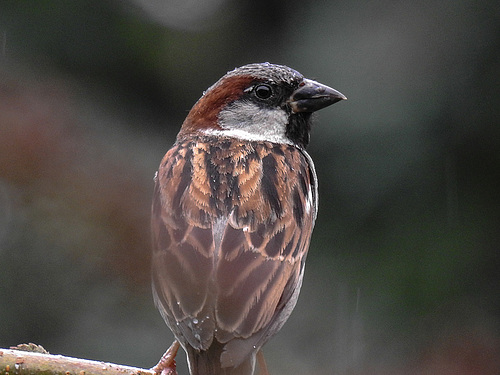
186, 341, 255, 375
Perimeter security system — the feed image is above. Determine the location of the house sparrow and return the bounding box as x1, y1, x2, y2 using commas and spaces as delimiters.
151, 63, 346, 375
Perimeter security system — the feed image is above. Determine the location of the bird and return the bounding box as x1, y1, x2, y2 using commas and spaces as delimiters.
151, 62, 346, 375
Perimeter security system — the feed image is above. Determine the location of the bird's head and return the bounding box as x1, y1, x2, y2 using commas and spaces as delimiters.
178, 62, 346, 149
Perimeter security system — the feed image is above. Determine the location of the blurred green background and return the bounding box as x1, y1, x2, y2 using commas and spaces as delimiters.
0, 1, 499, 374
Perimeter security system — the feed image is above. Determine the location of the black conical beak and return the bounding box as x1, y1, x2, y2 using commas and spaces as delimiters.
288, 78, 347, 113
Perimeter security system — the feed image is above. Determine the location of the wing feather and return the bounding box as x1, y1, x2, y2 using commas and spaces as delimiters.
152, 137, 316, 360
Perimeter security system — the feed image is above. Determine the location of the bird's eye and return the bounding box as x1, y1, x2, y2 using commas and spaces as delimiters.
254, 84, 273, 100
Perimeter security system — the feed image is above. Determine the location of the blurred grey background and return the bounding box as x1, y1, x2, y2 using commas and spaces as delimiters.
0, 1, 499, 374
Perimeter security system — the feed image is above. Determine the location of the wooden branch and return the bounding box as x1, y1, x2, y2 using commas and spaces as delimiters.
0, 347, 155, 375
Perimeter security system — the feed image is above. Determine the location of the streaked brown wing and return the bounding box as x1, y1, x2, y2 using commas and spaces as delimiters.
152, 137, 316, 361
151, 142, 218, 349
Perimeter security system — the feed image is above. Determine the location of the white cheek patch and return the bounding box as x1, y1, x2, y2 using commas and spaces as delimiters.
205, 101, 293, 145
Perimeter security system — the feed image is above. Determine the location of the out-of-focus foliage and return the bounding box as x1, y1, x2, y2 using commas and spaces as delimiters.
0, 1, 499, 374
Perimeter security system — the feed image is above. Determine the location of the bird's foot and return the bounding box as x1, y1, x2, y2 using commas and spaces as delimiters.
151, 340, 180, 375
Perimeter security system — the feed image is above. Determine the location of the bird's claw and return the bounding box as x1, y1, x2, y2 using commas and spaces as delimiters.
151, 340, 180, 375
